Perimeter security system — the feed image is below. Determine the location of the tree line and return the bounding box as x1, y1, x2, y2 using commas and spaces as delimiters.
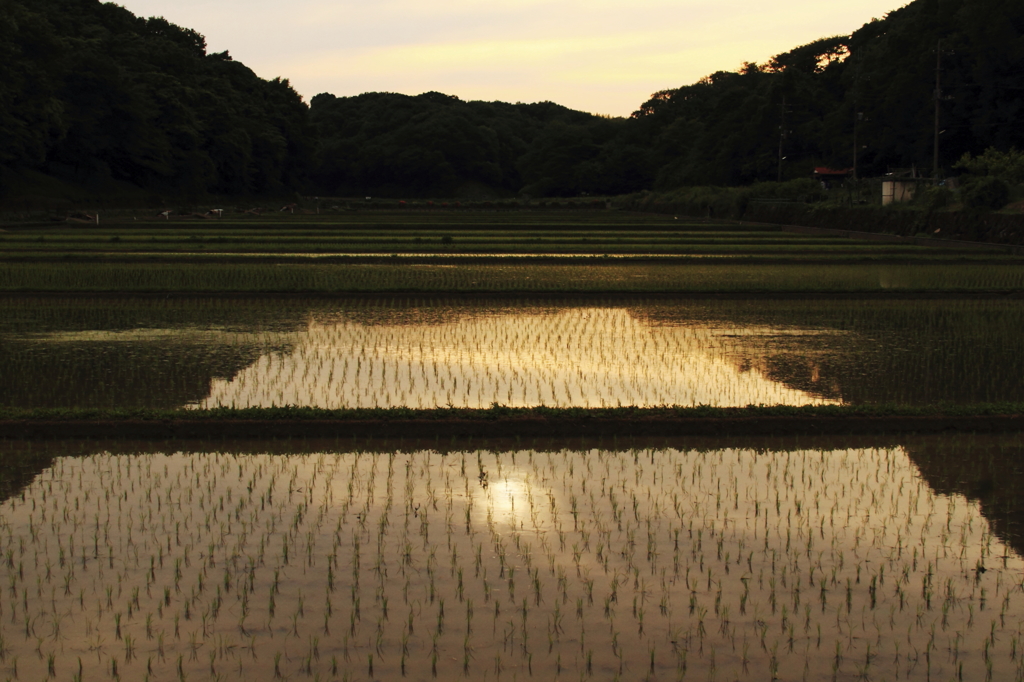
2, 0, 1022, 200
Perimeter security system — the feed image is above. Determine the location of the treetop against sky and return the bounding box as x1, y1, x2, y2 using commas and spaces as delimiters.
118, 0, 902, 116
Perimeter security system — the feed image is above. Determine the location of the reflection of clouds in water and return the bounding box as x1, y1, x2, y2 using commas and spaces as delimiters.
200, 308, 838, 408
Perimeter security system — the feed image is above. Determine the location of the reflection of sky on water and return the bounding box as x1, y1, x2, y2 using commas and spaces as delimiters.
1, 443, 1022, 682
3, 296, 1023, 409
199, 307, 837, 408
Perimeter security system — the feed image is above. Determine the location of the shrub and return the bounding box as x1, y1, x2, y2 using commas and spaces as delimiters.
960, 176, 1010, 211
917, 186, 953, 210
954, 148, 1024, 185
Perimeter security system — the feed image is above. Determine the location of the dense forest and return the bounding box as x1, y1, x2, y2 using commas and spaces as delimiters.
632, 0, 1024, 187
0, 0, 313, 199
308, 93, 654, 199
2, 0, 1023, 200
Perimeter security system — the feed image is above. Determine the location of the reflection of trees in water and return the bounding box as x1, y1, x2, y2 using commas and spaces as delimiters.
903, 433, 1024, 560
632, 299, 1024, 406
0, 297, 312, 335
0, 343, 290, 409
0, 297, 308, 409
744, 343, 1024, 406
2, 296, 1023, 409
0, 445, 54, 505
722, 347, 844, 403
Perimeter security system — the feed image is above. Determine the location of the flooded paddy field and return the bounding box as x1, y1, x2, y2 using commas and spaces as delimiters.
1, 296, 1023, 410
0, 433, 1022, 681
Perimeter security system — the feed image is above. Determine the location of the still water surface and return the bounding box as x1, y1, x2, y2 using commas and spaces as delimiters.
1, 296, 1021, 409
0, 433, 1022, 681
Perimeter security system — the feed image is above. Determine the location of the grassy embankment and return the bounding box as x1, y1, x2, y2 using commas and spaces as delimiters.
6, 403, 1022, 420
3, 404, 1023, 439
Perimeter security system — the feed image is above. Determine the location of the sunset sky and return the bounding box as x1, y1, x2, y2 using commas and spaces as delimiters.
119, 0, 902, 116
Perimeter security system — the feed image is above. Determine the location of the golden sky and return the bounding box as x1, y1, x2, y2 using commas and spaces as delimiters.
120, 0, 903, 116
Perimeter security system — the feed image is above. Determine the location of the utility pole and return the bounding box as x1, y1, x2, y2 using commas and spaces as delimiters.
853, 109, 861, 181
777, 95, 787, 183
933, 39, 942, 179
851, 73, 868, 182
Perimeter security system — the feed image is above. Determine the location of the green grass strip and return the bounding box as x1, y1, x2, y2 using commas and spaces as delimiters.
3, 404, 1022, 422
3, 262, 1024, 293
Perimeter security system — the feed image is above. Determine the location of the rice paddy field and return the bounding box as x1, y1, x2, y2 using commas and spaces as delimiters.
0, 433, 1022, 682
0, 210, 1009, 259
3, 210, 1024, 680
2, 213, 1023, 295
2, 296, 1023, 410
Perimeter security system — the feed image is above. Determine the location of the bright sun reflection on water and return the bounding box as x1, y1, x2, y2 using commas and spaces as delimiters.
1, 440, 1022, 682
198, 307, 838, 408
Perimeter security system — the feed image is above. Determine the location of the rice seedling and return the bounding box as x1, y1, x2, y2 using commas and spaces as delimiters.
4, 296, 1022, 412
0, 434, 1022, 679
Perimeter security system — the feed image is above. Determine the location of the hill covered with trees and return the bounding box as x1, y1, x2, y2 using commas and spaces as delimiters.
308, 92, 653, 199
2, 0, 1022, 201
0, 0, 312, 200
631, 0, 1024, 187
